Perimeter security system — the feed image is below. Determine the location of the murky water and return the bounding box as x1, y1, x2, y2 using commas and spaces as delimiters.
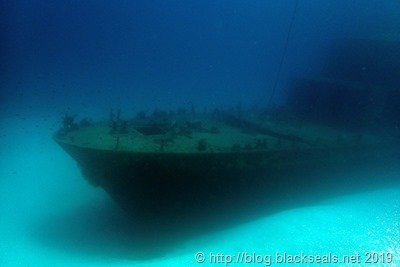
2, 1, 400, 266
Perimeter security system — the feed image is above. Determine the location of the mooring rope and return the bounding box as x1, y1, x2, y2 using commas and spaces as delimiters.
268, 0, 300, 106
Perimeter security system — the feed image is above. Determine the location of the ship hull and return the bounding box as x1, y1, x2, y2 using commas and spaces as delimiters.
56, 140, 400, 228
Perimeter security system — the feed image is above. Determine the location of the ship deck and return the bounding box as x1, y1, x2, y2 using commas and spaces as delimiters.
55, 116, 387, 154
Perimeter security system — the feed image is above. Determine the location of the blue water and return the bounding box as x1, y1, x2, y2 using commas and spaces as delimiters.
1, 0, 400, 266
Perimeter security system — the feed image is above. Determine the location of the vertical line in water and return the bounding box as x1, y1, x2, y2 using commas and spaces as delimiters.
268, 0, 300, 107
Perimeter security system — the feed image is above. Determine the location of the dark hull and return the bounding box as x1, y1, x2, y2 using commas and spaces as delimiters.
57, 139, 400, 228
